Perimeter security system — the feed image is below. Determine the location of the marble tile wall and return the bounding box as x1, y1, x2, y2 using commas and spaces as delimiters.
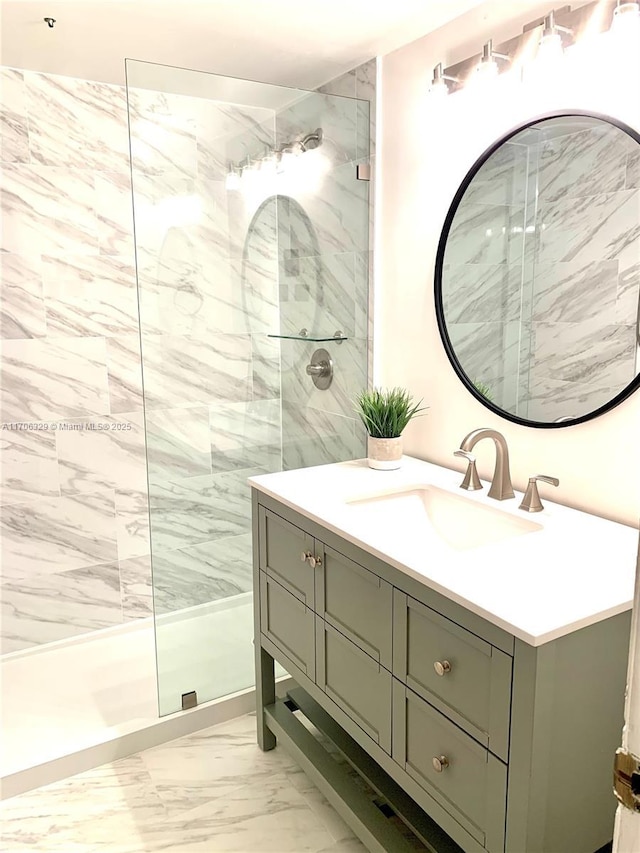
0, 67, 149, 654
525, 124, 639, 422
0, 68, 279, 653
277, 59, 375, 469
0, 61, 375, 656
443, 140, 529, 413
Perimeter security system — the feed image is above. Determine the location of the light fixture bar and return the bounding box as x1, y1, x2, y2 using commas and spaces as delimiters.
437, 0, 619, 94
226, 127, 323, 178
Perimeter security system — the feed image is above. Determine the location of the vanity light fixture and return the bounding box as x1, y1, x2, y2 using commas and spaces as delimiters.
537, 10, 573, 63
429, 63, 459, 97
610, 0, 640, 33
473, 40, 510, 81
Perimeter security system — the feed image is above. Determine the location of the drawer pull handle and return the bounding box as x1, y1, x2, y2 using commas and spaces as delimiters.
432, 755, 449, 773
301, 551, 312, 563
308, 555, 322, 568
434, 660, 452, 677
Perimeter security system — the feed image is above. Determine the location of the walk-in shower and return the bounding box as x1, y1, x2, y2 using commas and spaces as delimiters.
0, 58, 372, 796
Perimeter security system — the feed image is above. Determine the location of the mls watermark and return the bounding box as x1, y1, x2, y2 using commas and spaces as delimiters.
1, 422, 133, 431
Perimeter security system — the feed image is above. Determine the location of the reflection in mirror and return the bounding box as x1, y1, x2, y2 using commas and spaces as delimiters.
437, 114, 640, 426
241, 195, 322, 337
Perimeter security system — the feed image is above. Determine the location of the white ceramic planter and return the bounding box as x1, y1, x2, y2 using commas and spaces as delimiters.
367, 436, 403, 470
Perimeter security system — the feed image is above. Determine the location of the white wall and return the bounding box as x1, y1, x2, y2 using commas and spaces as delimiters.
378, 1, 640, 527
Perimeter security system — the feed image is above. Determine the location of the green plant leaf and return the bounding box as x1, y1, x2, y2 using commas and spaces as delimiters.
354, 387, 427, 438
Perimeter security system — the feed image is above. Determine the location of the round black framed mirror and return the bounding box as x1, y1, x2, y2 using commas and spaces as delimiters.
435, 111, 640, 428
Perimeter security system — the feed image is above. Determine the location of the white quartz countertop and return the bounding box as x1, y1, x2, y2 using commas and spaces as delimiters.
249, 456, 639, 646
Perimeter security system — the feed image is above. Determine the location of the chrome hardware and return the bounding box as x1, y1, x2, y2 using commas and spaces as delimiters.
432, 755, 449, 773
306, 347, 333, 390
458, 428, 514, 501
453, 450, 482, 492
519, 475, 559, 513
301, 551, 312, 562
308, 555, 322, 568
434, 660, 452, 677
356, 163, 371, 181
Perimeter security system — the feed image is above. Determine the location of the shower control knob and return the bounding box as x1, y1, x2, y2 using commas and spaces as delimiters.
434, 660, 452, 677
306, 348, 333, 390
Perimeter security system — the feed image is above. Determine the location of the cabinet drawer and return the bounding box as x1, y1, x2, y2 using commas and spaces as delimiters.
393, 681, 506, 851
315, 544, 393, 669
260, 573, 315, 680
393, 592, 512, 761
259, 507, 315, 607
316, 617, 392, 753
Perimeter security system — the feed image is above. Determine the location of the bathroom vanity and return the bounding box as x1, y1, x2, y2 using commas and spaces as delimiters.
250, 457, 637, 853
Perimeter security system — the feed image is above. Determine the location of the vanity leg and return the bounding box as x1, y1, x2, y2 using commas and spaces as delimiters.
256, 645, 276, 751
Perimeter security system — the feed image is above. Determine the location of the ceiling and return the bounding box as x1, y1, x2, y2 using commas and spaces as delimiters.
0, 0, 488, 89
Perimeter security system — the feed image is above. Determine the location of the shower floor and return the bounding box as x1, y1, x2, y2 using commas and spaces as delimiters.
1, 596, 258, 799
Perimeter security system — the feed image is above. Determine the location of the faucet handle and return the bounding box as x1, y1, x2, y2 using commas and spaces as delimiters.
453, 450, 482, 491
519, 475, 559, 513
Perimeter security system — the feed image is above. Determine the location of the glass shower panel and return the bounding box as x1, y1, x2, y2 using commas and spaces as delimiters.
125, 60, 369, 715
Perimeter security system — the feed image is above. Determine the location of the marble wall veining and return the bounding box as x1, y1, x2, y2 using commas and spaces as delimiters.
444, 121, 640, 423
1, 60, 375, 658
277, 59, 376, 470
0, 67, 150, 655
0, 69, 278, 653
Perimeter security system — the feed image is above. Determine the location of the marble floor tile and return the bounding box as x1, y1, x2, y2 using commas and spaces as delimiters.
0, 710, 382, 852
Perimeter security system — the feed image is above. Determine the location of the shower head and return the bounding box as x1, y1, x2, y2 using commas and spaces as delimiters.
299, 128, 323, 152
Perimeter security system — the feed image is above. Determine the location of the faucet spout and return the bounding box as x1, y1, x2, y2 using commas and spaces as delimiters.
459, 428, 515, 501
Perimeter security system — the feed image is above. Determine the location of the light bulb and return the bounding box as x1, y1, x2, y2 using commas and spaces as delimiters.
225, 170, 241, 192
537, 31, 564, 65
611, 1, 640, 34
429, 77, 449, 98
476, 59, 499, 79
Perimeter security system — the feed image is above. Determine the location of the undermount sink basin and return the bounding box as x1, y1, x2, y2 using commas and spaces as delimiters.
346, 484, 543, 551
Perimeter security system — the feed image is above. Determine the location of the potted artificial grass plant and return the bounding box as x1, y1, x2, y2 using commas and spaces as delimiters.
355, 387, 426, 470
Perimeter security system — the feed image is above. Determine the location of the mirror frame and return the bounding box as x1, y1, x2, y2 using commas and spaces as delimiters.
434, 110, 640, 429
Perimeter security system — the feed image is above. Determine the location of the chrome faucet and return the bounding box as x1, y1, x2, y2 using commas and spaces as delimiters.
457, 428, 515, 501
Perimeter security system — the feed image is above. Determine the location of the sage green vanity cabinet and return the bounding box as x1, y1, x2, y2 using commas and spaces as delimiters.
253, 489, 630, 853
316, 617, 392, 752
392, 681, 507, 851
259, 507, 315, 607
393, 592, 512, 763
316, 543, 393, 669
259, 572, 315, 680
